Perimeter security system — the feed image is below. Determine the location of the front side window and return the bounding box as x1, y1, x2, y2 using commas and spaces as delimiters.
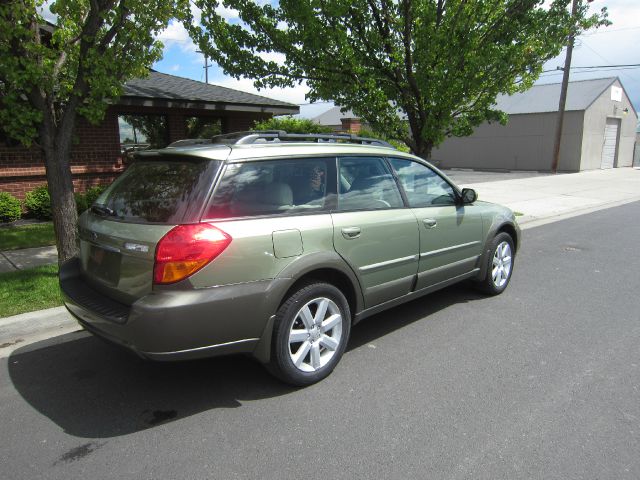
204, 158, 333, 219
389, 158, 457, 207
338, 157, 403, 210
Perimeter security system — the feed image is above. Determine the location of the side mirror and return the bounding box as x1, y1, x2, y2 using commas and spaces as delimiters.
461, 188, 477, 204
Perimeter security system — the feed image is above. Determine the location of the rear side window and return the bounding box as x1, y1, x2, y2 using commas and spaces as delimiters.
97, 158, 220, 223
204, 157, 334, 219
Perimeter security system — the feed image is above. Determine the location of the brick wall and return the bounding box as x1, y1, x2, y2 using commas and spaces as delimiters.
340, 117, 362, 134
225, 113, 271, 133
1, 106, 274, 200
0, 106, 124, 200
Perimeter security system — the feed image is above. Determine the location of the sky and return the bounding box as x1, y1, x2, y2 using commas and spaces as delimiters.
44, 1, 640, 114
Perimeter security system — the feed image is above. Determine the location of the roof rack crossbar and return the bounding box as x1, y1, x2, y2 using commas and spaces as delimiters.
210, 130, 395, 148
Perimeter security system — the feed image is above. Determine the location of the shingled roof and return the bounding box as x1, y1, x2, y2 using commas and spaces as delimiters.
121, 71, 298, 113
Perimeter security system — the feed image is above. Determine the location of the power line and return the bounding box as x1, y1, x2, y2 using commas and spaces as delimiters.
572, 63, 640, 69
582, 26, 640, 36
579, 38, 640, 89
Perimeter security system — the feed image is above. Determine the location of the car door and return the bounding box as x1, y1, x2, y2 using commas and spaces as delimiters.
388, 158, 483, 290
331, 156, 419, 308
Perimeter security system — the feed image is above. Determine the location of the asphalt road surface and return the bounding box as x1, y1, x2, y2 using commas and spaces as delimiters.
1, 202, 639, 480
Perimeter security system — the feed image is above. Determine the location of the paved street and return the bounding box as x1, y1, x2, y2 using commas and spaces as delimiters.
1, 202, 639, 479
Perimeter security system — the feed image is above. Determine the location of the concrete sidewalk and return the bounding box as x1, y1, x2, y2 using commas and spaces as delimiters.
459, 167, 640, 227
1, 167, 640, 357
0, 245, 58, 273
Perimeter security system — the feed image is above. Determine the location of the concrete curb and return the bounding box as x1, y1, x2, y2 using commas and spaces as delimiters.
0, 306, 80, 358
517, 196, 640, 230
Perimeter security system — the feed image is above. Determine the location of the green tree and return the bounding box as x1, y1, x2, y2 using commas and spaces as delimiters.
252, 116, 333, 134
0, 0, 186, 263
189, 0, 607, 159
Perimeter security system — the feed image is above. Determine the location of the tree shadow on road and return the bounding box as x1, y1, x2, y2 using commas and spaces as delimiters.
7, 283, 485, 439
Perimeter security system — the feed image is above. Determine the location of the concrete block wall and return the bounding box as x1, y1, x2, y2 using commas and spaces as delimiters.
580, 79, 637, 170
432, 111, 584, 172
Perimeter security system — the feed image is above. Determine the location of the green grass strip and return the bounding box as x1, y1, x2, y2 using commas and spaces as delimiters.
0, 223, 56, 251
0, 265, 62, 318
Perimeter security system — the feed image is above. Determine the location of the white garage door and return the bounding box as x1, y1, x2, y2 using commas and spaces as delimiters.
600, 118, 620, 169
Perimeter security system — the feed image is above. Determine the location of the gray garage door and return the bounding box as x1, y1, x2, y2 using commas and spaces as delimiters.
600, 118, 620, 169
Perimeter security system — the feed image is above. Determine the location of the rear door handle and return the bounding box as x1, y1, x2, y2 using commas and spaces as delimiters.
341, 227, 361, 239
423, 218, 437, 229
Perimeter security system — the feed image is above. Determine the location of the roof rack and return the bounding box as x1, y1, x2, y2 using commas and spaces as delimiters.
166, 138, 213, 148
209, 130, 395, 148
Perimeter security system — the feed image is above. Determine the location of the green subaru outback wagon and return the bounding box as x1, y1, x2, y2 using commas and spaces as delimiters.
60, 131, 520, 386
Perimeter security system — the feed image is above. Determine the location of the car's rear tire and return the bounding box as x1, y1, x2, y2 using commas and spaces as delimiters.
267, 282, 351, 387
477, 232, 515, 296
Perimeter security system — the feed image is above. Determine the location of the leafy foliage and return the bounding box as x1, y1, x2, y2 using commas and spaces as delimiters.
75, 185, 108, 213
190, 0, 608, 158
84, 185, 108, 208
24, 186, 52, 220
0, 0, 188, 261
358, 127, 410, 152
253, 116, 334, 134
0, 1, 186, 146
0, 192, 22, 223
74, 192, 88, 214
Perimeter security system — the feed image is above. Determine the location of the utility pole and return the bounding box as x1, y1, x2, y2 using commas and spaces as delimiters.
551, 0, 579, 174
196, 50, 211, 84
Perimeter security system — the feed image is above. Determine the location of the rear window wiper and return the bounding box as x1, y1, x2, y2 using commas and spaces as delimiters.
91, 204, 115, 217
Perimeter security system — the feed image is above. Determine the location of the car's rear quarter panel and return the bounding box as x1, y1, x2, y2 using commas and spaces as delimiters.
189, 214, 336, 287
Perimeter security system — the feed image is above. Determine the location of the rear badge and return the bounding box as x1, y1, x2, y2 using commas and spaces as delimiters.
123, 242, 149, 253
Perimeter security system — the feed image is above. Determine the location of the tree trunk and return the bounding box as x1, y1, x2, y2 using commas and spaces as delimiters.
412, 137, 433, 161
406, 116, 433, 161
40, 114, 79, 266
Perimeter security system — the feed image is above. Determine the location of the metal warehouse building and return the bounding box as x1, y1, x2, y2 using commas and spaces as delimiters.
433, 77, 638, 172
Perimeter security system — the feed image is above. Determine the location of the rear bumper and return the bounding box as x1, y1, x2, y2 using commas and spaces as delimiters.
60, 258, 288, 361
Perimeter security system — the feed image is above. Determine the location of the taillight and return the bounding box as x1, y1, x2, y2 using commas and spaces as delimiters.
154, 224, 232, 284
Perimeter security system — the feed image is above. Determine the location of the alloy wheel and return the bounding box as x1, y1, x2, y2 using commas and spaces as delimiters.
492, 241, 512, 288
288, 297, 343, 372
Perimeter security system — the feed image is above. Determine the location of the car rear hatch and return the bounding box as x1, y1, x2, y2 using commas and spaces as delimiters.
76, 149, 227, 306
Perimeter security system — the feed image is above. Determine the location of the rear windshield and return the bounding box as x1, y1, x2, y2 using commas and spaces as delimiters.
96, 158, 221, 224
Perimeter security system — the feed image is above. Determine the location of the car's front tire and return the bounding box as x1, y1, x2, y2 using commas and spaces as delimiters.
477, 232, 515, 295
268, 282, 351, 386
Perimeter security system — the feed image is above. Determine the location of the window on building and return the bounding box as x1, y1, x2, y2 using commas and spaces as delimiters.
185, 117, 222, 138
118, 114, 168, 152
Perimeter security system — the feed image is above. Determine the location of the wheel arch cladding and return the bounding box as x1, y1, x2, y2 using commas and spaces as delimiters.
477, 222, 518, 281
277, 268, 359, 323
497, 223, 518, 251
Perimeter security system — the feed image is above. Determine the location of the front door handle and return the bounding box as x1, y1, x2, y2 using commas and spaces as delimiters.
341, 227, 361, 239
423, 218, 437, 229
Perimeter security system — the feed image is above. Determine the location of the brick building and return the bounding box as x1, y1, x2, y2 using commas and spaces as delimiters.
0, 71, 298, 200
